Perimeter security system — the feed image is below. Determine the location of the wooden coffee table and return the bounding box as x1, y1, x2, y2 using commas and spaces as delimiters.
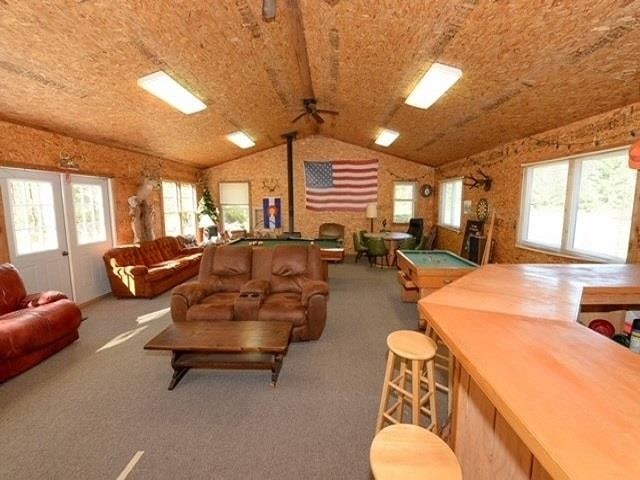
144, 321, 293, 389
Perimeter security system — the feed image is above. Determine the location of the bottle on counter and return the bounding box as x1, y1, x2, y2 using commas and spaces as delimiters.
630, 319, 640, 354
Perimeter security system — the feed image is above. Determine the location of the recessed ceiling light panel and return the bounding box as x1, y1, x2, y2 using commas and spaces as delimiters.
137, 71, 206, 115
227, 131, 256, 149
375, 128, 400, 147
405, 63, 462, 110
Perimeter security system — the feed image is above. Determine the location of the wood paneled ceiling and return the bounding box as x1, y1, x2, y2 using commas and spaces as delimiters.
0, 0, 638, 167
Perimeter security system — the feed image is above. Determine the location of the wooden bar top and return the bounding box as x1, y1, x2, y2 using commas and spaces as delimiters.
418, 264, 640, 480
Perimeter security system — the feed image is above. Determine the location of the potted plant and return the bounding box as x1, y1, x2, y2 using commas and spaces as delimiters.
198, 187, 219, 240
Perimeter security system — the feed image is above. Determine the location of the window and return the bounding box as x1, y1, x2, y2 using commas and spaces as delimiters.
219, 182, 250, 232
72, 183, 106, 245
8, 179, 58, 255
162, 181, 197, 237
519, 147, 637, 262
438, 178, 463, 229
393, 182, 417, 223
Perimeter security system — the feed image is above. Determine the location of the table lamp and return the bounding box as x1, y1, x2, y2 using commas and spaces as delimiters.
366, 203, 378, 232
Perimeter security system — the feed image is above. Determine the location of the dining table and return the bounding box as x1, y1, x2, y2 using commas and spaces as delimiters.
363, 231, 413, 266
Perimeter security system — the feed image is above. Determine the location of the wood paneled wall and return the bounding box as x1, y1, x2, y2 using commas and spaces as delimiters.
206, 135, 436, 253
435, 102, 640, 264
0, 120, 200, 264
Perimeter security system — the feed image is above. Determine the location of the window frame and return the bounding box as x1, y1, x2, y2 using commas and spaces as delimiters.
392, 181, 417, 224
517, 146, 637, 263
438, 177, 464, 231
219, 181, 251, 232
161, 180, 197, 237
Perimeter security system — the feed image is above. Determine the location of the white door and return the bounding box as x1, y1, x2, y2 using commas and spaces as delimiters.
0, 168, 73, 297
63, 175, 114, 304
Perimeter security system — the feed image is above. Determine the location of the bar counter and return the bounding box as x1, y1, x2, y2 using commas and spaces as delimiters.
418, 264, 640, 480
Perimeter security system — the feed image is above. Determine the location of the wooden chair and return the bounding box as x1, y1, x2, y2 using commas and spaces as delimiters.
370, 424, 462, 480
376, 330, 438, 433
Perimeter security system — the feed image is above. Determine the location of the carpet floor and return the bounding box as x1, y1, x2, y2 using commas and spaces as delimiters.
0, 259, 447, 479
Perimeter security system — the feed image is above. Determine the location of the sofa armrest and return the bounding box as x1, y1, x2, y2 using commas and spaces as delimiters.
19, 291, 68, 309
171, 282, 214, 322
240, 279, 271, 296
300, 279, 329, 307
172, 282, 211, 306
122, 265, 148, 276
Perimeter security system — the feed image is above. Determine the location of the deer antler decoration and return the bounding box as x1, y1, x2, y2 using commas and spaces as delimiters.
464, 169, 492, 191
262, 178, 279, 193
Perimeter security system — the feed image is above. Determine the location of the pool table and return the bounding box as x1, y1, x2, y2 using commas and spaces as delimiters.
227, 238, 344, 280
396, 250, 478, 303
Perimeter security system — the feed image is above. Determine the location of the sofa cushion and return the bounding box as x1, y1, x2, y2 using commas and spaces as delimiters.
104, 246, 143, 268
156, 236, 181, 260
0, 264, 27, 316
146, 266, 175, 282
202, 246, 252, 292
140, 241, 165, 266
257, 292, 306, 326
186, 292, 240, 322
213, 247, 252, 275
270, 246, 310, 294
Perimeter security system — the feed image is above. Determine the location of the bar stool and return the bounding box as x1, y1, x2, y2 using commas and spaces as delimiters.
376, 330, 438, 433
370, 424, 462, 480
424, 321, 454, 417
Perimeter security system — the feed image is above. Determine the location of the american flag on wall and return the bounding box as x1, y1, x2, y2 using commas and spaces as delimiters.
303, 160, 379, 211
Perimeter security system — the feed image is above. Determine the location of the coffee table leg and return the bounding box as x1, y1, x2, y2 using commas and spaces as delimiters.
270, 353, 284, 387
169, 352, 189, 390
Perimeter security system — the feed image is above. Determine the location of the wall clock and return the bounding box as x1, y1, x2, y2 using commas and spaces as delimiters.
419, 184, 433, 197
476, 198, 489, 221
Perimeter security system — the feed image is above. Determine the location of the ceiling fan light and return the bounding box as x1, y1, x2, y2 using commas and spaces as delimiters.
263, 0, 277, 21
405, 63, 462, 110
227, 131, 256, 149
137, 71, 206, 115
375, 128, 400, 147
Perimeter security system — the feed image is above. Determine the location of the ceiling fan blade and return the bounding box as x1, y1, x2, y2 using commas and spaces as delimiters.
312, 112, 325, 124
317, 109, 339, 116
291, 111, 308, 123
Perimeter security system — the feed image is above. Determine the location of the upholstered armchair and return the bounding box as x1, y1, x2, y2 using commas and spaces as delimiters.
0, 264, 82, 382
366, 237, 389, 267
352, 231, 368, 263
406, 218, 424, 242
318, 223, 345, 240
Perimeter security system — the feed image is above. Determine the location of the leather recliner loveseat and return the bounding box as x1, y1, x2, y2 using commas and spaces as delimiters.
171, 244, 329, 341
103, 236, 203, 298
0, 264, 82, 382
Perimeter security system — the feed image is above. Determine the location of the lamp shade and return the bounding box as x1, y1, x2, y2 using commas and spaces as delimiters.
630, 140, 640, 169
198, 215, 214, 228
366, 204, 378, 219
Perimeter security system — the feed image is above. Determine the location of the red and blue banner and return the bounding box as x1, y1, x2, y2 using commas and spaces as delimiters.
263, 197, 281, 229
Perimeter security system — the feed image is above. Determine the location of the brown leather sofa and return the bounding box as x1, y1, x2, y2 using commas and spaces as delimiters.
171, 244, 329, 341
103, 236, 203, 298
0, 264, 82, 382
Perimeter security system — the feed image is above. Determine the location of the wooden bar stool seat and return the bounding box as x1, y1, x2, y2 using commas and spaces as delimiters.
370, 424, 462, 480
376, 330, 439, 433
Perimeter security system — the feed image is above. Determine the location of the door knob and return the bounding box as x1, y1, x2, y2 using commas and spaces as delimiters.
62, 250, 69, 256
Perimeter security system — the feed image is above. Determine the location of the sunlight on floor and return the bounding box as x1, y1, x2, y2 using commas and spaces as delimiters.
96, 326, 149, 353
136, 307, 170, 325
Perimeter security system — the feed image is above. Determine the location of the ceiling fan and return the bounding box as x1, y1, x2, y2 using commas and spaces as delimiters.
291, 98, 338, 125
